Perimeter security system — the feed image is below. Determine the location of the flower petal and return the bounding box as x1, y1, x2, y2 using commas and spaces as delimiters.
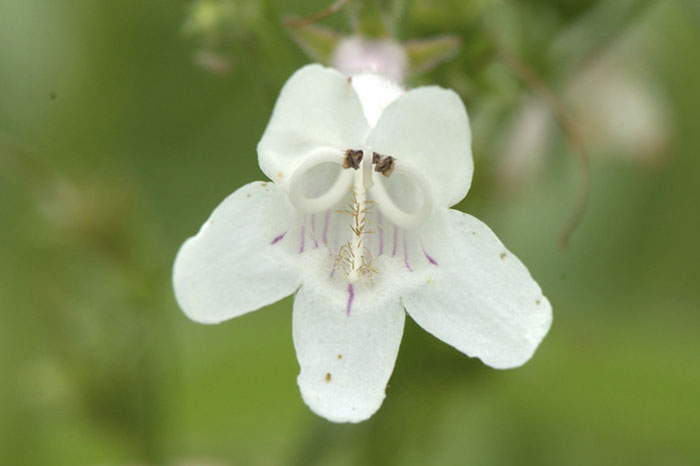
173, 182, 301, 324
367, 86, 473, 207
402, 209, 552, 369
257, 64, 371, 186
293, 283, 405, 423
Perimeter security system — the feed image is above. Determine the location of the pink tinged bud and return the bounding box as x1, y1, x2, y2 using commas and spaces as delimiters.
332, 36, 408, 83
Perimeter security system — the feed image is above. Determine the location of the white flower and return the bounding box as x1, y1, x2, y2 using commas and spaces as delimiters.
173, 64, 552, 423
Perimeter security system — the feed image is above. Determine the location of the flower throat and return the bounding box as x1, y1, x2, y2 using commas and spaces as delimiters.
336, 149, 395, 283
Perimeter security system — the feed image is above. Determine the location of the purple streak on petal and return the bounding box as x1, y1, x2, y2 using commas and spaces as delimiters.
420, 240, 439, 266
299, 221, 306, 254
403, 231, 413, 272
377, 211, 384, 256
346, 283, 354, 316
311, 214, 319, 249
330, 262, 337, 278
392, 225, 398, 257
322, 211, 330, 245
332, 215, 341, 252
423, 250, 438, 265
270, 231, 287, 245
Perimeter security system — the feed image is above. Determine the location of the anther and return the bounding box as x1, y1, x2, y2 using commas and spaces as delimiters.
343, 149, 363, 170
373, 154, 395, 177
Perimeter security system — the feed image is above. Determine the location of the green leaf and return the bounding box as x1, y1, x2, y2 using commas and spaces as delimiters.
350, 0, 392, 38
405, 35, 462, 74
283, 20, 344, 64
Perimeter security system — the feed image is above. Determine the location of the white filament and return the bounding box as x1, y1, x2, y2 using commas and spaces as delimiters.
369, 160, 433, 230
288, 147, 353, 213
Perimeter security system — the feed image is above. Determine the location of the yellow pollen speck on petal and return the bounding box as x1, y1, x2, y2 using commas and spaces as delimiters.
500, 252, 507, 260
337, 354, 343, 360
325, 372, 332, 382
277, 171, 284, 180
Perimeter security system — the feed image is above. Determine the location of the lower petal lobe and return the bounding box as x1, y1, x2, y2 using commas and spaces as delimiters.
402, 209, 552, 369
293, 282, 404, 423
173, 182, 301, 324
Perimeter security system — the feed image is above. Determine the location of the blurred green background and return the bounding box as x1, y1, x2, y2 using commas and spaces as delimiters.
1, 0, 699, 465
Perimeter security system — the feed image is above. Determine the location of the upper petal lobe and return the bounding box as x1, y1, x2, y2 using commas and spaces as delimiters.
367, 86, 473, 207
257, 65, 371, 186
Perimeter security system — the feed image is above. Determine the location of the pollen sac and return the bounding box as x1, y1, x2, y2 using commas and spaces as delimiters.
373, 153, 395, 177
343, 149, 364, 170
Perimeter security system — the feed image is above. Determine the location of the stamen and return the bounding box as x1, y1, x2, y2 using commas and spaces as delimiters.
288, 147, 435, 284
343, 149, 363, 169
370, 158, 433, 230
288, 147, 353, 214
372, 153, 395, 177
